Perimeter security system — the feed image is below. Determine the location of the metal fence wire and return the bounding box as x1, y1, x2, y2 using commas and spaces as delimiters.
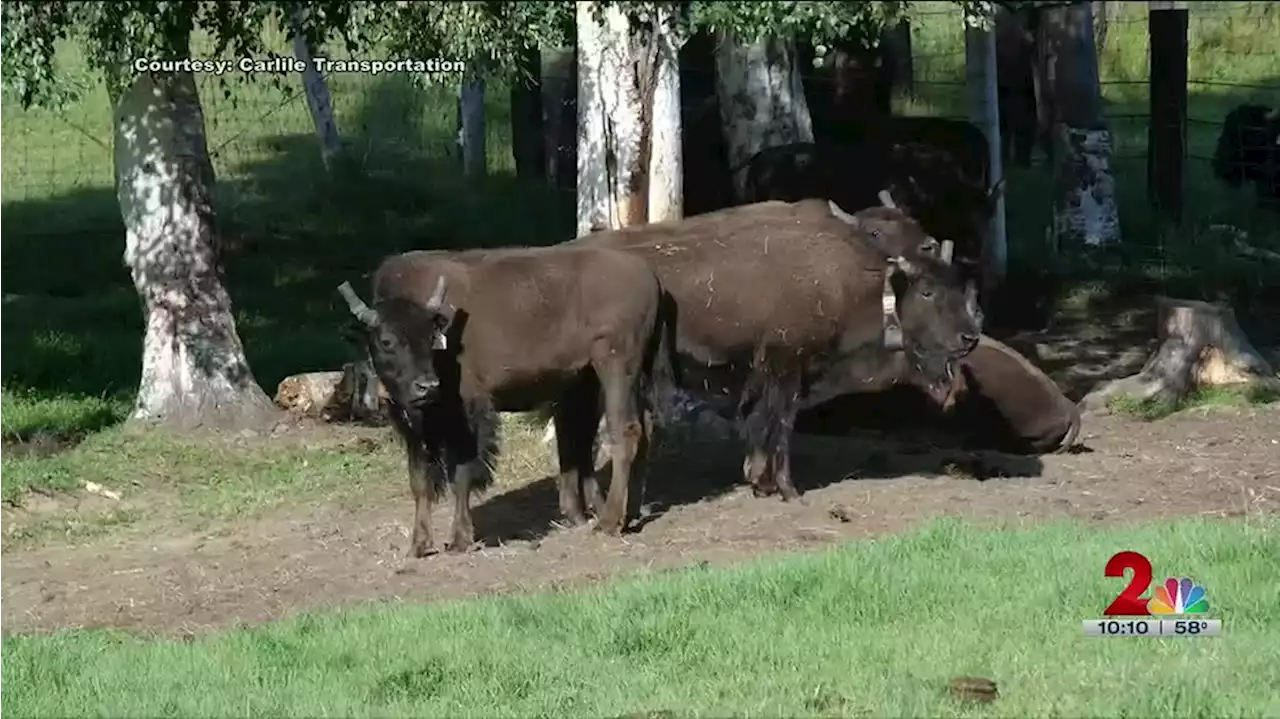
1, 1, 1277, 250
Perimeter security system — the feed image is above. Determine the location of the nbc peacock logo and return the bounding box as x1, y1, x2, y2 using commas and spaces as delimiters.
1147, 577, 1210, 615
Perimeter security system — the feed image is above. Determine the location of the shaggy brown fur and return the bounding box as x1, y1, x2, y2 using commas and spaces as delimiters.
340, 245, 674, 556
571, 200, 981, 500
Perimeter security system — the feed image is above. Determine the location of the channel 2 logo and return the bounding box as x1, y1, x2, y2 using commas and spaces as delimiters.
1082, 551, 1222, 638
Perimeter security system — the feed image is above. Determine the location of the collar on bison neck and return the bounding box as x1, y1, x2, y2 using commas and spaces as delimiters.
881, 263, 904, 352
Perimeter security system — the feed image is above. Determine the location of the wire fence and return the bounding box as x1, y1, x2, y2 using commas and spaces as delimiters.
901, 0, 1279, 258
1, 2, 1277, 251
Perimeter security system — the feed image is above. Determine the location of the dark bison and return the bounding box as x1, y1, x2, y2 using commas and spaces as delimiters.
338, 245, 672, 556
1212, 104, 1280, 203
797, 334, 1080, 455
572, 199, 982, 500
740, 140, 1002, 289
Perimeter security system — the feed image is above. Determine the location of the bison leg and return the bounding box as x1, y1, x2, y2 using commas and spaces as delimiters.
405, 439, 442, 558
595, 364, 648, 536
553, 377, 601, 525
769, 374, 803, 502
445, 458, 478, 552
739, 370, 781, 497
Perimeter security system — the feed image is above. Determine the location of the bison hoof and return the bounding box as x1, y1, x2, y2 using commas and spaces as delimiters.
751, 484, 779, 498
779, 487, 803, 503
592, 515, 627, 536
407, 541, 438, 559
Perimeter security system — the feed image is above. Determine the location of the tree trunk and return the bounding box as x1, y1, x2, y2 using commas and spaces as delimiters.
576, 2, 646, 233
511, 46, 547, 181
965, 16, 1009, 297
456, 68, 487, 178
1081, 298, 1280, 411
112, 69, 278, 430
1041, 1, 1120, 249
288, 5, 342, 171
647, 5, 683, 222
542, 46, 578, 191
713, 32, 814, 200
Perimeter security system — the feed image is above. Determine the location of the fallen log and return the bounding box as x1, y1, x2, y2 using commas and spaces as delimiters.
1081, 297, 1280, 412
274, 361, 388, 423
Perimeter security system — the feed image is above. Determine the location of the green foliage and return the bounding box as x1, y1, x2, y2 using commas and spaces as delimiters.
0, 0, 367, 109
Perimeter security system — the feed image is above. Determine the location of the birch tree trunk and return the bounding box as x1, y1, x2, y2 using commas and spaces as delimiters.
1041, 2, 1120, 249
112, 69, 278, 429
576, 2, 645, 234
713, 32, 814, 201
647, 6, 683, 222
288, 6, 342, 171
457, 67, 487, 178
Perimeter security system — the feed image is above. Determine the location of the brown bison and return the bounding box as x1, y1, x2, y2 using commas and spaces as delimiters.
338, 245, 673, 556
571, 199, 982, 500
797, 335, 1081, 455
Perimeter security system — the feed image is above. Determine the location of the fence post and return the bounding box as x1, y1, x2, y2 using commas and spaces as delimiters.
965, 13, 1008, 294
1147, 1, 1188, 224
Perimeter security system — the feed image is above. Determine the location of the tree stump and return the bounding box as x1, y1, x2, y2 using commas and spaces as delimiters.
274, 361, 389, 423
1081, 297, 1280, 411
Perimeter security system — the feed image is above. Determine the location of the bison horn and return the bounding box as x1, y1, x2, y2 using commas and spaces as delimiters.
827, 200, 860, 227
424, 275, 449, 312
878, 189, 898, 210
940, 239, 955, 265
337, 281, 380, 328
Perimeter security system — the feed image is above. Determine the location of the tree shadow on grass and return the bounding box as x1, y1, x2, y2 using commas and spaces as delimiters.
0, 73, 574, 444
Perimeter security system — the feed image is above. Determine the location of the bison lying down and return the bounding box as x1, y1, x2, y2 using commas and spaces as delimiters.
797, 335, 1080, 455
339, 245, 672, 555
573, 199, 982, 500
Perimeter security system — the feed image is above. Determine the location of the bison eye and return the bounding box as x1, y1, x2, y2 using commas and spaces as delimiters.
920, 289, 935, 300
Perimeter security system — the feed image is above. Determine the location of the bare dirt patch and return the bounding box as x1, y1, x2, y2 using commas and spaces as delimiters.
4, 404, 1278, 637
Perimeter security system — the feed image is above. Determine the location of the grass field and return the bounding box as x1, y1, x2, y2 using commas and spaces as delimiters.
5, 516, 1278, 718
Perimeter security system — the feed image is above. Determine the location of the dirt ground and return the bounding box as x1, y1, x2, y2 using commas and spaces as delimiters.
5, 301, 1280, 637
4, 402, 1278, 638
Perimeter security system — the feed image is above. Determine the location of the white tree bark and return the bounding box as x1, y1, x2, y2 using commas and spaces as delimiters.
713, 32, 814, 200
965, 18, 1008, 293
289, 6, 342, 171
113, 69, 278, 429
647, 6, 683, 223
576, 2, 646, 233
457, 67, 487, 178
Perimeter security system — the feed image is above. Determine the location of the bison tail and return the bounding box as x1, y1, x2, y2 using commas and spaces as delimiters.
646, 292, 681, 429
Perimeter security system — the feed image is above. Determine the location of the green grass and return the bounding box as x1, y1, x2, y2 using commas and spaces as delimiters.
1107, 383, 1280, 421
4, 516, 1278, 718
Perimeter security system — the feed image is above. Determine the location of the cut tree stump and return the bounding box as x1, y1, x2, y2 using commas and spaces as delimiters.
274, 361, 389, 423
1081, 297, 1280, 411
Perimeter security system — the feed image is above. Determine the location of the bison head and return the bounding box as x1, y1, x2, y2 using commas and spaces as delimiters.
879, 254, 983, 406
1213, 104, 1279, 188
337, 276, 452, 410
828, 197, 960, 266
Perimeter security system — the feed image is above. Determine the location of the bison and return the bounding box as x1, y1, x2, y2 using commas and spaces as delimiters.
739, 140, 1002, 290
797, 334, 1080, 455
1212, 104, 1280, 203
571, 199, 982, 500
337, 245, 673, 556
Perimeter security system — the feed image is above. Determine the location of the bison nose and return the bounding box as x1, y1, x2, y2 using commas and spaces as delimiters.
411, 378, 437, 398
960, 332, 980, 352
